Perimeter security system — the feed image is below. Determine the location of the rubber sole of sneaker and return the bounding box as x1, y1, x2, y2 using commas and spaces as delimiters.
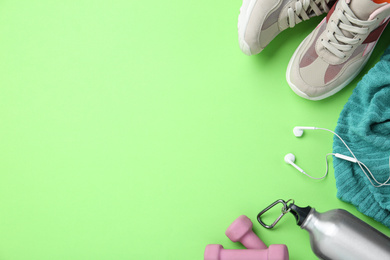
238, 0, 282, 55
238, 0, 259, 55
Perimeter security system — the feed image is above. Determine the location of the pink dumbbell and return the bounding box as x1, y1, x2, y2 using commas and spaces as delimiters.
225, 215, 267, 249
204, 244, 289, 260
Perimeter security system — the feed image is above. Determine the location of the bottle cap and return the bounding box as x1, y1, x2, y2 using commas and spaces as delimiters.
289, 204, 312, 226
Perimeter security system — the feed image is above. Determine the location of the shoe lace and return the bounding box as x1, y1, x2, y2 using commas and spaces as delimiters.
287, 0, 333, 28
321, 0, 376, 59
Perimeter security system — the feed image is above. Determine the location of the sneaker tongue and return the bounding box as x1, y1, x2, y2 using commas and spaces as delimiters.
349, 0, 384, 20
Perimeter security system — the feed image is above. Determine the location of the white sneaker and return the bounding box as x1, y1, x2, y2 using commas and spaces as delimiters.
287, 0, 390, 100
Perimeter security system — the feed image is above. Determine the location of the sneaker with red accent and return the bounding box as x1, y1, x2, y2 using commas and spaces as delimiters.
238, 0, 336, 55
286, 0, 390, 100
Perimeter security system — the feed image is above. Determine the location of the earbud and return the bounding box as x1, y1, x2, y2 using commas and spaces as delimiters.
284, 153, 306, 174
293, 126, 317, 137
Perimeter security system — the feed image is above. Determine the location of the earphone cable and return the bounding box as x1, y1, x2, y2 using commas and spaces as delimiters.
301, 153, 333, 180
317, 127, 390, 187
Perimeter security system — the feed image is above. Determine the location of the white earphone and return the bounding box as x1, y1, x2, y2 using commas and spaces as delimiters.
285, 126, 390, 187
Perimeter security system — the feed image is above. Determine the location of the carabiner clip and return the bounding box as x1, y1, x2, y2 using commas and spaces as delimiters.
257, 199, 294, 229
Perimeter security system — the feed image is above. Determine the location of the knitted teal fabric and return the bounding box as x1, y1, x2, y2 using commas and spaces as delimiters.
333, 46, 390, 227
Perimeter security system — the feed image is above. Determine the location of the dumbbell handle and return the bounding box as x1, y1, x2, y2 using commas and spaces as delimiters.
240, 231, 267, 249
225, 215, 267, 249
205, 244, 289, 260
220, 248, 269, 260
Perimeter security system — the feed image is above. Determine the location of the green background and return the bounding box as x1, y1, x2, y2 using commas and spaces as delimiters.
0, 1, 389, 259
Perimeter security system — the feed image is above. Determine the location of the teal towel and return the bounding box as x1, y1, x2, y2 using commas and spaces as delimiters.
333, 46, 390, 227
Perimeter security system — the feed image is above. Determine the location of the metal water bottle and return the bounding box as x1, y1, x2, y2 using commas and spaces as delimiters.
290, 204, 390, 260
257, 200, 390, 260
